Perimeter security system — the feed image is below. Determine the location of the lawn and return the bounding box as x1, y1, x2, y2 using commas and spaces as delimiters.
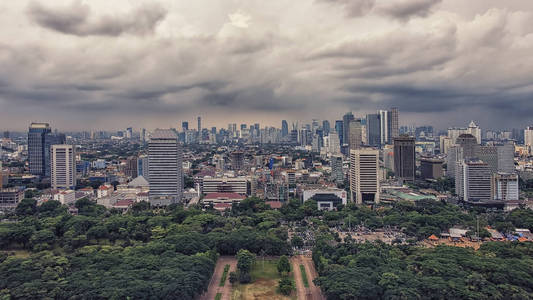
232, 258, 296, 300
299, 265, 309, 288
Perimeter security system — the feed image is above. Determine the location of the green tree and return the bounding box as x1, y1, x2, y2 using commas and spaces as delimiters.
15, 198, 37, 217
277, 255, 291, 275
278, 277, 294, 296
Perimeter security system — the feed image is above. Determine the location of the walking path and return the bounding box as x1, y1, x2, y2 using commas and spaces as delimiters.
199, 256, 237, 300
291, 255, 326, 300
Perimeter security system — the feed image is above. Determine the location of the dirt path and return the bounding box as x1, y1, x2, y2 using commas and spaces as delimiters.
291, 256, 307, 300
199, 256, 237, 300
291, 255, 325, 300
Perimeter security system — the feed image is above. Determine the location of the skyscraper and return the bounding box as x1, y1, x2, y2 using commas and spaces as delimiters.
281, 120, 288, 137
420, 157, 444, 180
379, 110, 390, 145
335, 120, 344, 146
125, 156, 138, 178
390, 107, 399, 140
141, 128, 146, 143
467, 121, 481, 145
126, 127, 133, 139
366, 113, 381, 147
231, 151, 245, 171
28, 123, 55, 177
149, 129, 183, 206
331, 155, 344, 184
492, 173, 519, 202
197, 116, 202, 132
525, 126, 533, 154
350, 148, 380, 204
393, 136, 416, 182
348, 119, 363, 150
343, 112, 354, 146
456, 134, 478, 160
182, 122, 189, 131
137, 155, 149, 179
322, 120, 330, 136
51, 144, 76, 190
456, 159, 492, 203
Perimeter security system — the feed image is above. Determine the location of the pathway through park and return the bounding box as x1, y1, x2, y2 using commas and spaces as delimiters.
291, 255, 326, 300
199, 256, 237, 300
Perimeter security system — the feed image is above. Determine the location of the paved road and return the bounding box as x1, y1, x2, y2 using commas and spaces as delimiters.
199, 256, 237, 300
291, 255, 326, 300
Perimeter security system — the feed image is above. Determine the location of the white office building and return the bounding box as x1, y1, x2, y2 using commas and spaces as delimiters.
149, 129, 183, 206
51, 144, 76, 190
350, 148, 380, 204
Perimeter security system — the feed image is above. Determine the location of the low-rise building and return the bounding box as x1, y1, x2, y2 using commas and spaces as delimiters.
0, 188, 24, 211
302, 188, 347, 210
203, 192, 245, 206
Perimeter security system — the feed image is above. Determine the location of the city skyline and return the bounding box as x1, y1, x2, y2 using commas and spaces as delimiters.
1, 1, 533, 130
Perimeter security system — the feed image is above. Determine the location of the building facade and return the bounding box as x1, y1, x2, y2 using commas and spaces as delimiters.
350, 148, 380, 204
148, 129, 183, 206
51, 144, 76, 190
393, 136, 416, 182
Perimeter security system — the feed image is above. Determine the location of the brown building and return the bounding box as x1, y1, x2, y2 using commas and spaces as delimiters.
420, 157, 444, 180
393, 136, 416, 182
0, 188, 24, 211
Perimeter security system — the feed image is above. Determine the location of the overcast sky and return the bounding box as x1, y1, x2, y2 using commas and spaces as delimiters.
1, 0, 533, 131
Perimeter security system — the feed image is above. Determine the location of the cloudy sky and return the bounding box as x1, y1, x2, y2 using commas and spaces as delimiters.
1, 0, 532, 131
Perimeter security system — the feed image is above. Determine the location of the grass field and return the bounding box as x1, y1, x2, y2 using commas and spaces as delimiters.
299, 265, 309, 288
220, 264, 230, 287
232, 259, 296, 300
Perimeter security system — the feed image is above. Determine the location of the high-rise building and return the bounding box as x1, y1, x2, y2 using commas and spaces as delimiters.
125, 156, 138, 178
335, 120, 344, 146
148, 129, 183, 206
182, 122, 189, 131
468, 121, 481, 145
393, 136, 416, 182
343, 112, 354, 146
456, 159, 492, 203
3, 131, 9, 139
126, 127, 133, 139
366, 113, 381, 147
525, 126, 533, 154
456, 134, 478, 160
348, 119, 363, 150
327, 131, 341, 154
28, 123, 54, 177
141, 128, 146, 143
390, 107, 399, 140
197, 116, 202, 132
350, 148, 380, 204
330, 155, 344, 184
492, 173, 519, 202
322, 120, 330, 136
497, 143, 515, 173
379, 110, 390, 145
0, 188, 24, 211
231, 151, 245, 171
137, 155, 149, 179
281, 120, 288, 137
448, 121, 482, 145
420, 157, 444, 180
0, 164, 8, 189
51, 144, 76, 190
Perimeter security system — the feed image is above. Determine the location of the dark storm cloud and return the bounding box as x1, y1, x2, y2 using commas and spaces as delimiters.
27, 1, 166, 36
318, 0, 376, 17
378, 0, 442, 20
201, 87, 303, 111
2, 1, 533, 130
318, 0, 441, 20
